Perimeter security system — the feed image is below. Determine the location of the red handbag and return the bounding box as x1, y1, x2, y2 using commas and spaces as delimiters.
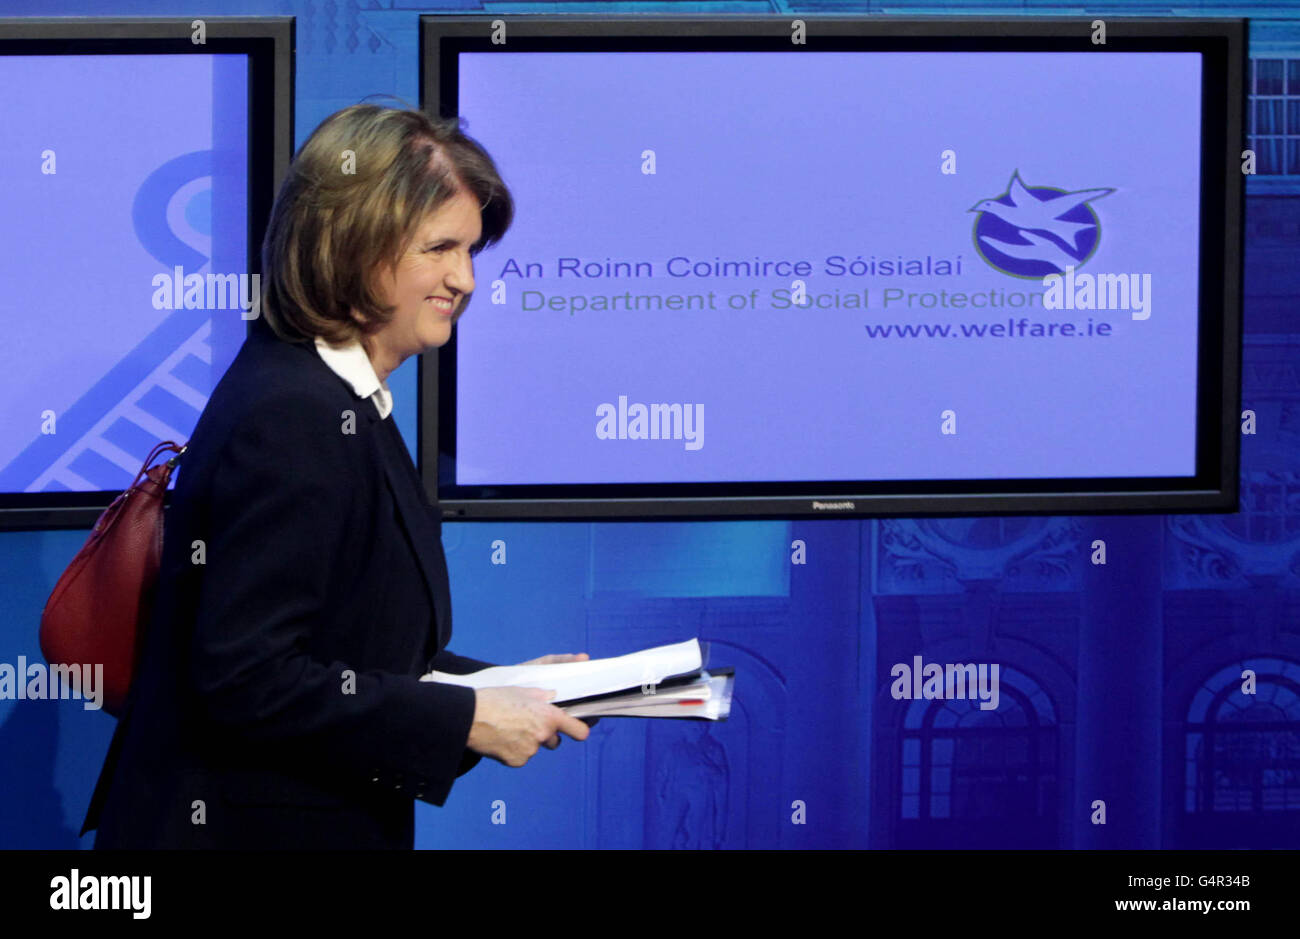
39, 441, 186, 717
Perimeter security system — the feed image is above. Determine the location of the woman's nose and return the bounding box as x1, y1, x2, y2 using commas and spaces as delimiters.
447, 251, 474, 296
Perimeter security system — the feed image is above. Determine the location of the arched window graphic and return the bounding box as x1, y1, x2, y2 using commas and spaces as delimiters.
1184, 659, 1300, 824
898, 666, 1058, 848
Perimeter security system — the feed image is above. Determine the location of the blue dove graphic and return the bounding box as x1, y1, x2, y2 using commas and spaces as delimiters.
969, 171, 1114, 253
979, 230, 1080, 275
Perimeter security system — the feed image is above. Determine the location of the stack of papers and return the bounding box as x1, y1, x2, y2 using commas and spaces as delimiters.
563, 668, 735, 720
420, 638, 734, 721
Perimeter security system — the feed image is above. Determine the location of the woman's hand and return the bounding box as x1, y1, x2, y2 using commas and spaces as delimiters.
466, 686, 591, 766
514, 652, 590, 666
495, 653, 600, 748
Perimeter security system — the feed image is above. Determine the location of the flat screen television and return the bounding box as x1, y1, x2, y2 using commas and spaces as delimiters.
420, 15, 1245, 521
0, 16, 292, 530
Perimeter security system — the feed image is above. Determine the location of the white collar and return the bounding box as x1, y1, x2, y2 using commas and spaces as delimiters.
313, 336, 394, 420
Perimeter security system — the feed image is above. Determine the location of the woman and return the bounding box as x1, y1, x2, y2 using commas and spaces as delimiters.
83, 103, 592, 849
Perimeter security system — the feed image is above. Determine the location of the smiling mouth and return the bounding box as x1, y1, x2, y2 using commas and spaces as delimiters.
429, 296, 455, 314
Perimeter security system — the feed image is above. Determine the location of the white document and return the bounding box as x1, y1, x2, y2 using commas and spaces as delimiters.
419, 638, 703, 704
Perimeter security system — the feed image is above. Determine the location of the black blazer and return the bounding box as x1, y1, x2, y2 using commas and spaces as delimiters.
83, 316, 493, 849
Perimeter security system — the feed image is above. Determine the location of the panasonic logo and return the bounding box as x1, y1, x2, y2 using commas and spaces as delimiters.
811, 501, 855, 511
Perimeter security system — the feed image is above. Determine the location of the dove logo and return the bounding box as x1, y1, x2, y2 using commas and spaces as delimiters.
970, 171, 1114, 279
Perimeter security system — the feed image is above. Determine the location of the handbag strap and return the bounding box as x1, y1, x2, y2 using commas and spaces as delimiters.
127, 440, 187, 491
90, 442, 188, 537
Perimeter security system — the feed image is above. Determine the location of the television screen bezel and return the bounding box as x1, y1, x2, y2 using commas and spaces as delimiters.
0, 16, 293, 531
419, 14, 1244, 521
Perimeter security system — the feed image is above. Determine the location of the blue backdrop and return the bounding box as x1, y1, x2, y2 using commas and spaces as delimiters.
0, 0, 1296, 850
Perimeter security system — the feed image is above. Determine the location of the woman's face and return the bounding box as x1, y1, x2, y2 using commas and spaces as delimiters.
361, 187, 482, 380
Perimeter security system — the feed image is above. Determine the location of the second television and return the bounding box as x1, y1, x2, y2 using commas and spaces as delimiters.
420, 15, 1245, 521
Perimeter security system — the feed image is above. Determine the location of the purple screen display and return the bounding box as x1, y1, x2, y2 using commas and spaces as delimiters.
0, 53, 249, 494
454, 51, 1202, 485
